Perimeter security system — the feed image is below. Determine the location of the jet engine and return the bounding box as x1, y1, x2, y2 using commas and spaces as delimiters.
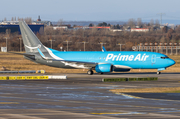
95, 64, 113, 73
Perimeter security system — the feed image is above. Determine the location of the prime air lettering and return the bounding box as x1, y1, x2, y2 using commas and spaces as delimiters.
105, 53, 149, 61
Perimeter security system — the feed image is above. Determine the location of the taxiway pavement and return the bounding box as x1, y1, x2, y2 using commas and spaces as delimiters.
0, 72, 180, 119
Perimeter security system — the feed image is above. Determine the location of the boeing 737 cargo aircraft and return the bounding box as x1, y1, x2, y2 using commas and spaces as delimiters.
19, 21, 175, 75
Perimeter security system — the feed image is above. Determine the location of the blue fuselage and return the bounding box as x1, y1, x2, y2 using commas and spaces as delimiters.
50, 50, 175, 69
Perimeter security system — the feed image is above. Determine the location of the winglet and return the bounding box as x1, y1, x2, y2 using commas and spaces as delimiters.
102, 46, 107, 52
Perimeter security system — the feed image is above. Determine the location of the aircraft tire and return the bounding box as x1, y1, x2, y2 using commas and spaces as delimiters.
87, 70, 93, 75
157, 71, 161, 75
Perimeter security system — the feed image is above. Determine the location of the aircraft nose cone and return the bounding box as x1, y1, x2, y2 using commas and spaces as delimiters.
168, 59, 175, 66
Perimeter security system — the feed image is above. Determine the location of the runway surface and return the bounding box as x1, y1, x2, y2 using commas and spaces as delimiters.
0, 72, 180, 119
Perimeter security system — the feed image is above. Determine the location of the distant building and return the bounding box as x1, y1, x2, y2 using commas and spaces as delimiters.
73, 26, 111, 30
37, 15, 41, 21
168, 24, 175, 30
131, 28, 149, 32
160, 23, 175, 30
89, 26, 110, 29
53, 26, 68, 30
110, 29, 123, 32
0, 21, 19, 25
1, 47, 7, 52
32, 21, 52, 26
53, 24, 72, 30
0, 24, 44, 34
160, 25, 165, 29
123, 26, 131, 31
32, 16, 52, 26
74, 26, 83, 29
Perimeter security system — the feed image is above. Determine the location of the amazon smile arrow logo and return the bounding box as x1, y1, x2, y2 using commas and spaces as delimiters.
25, 44, 41, 50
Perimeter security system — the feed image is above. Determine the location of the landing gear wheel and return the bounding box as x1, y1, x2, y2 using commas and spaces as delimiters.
157, 71, 161, 75
87, 70, 93, 75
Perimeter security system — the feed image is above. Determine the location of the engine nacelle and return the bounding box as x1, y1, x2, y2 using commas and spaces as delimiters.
95, 64, 113, 73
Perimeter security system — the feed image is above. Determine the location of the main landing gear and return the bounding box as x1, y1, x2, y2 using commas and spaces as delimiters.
87, 70, 93, 75
157, 71, 161, 75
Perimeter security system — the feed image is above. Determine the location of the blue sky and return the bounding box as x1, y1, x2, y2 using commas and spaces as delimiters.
1, 0, 180, 22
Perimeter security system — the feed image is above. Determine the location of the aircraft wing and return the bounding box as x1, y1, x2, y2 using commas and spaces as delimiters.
52, 59, 97, 69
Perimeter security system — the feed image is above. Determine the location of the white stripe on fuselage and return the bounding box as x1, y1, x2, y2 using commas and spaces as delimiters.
44, 46, 64, 60
44, 47, 89, 68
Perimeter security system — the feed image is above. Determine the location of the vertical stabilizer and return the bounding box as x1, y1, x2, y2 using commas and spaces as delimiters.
19, 21, 54, 59
19, 21, 46, 53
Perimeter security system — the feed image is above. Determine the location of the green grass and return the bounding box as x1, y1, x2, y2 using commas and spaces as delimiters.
163, 91, 180, 93
110, 87, 180, 93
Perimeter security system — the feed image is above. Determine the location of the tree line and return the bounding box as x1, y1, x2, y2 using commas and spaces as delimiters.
0, 19, 180, 52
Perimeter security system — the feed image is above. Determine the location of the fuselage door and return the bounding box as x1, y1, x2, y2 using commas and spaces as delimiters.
151, 55, 156, 64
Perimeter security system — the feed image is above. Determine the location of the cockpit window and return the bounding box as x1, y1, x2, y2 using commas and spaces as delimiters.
161, 56, 169, 59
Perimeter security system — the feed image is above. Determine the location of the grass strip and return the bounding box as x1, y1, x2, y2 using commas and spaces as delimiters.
103, 77, 158, 82
110, 87, 180, 93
